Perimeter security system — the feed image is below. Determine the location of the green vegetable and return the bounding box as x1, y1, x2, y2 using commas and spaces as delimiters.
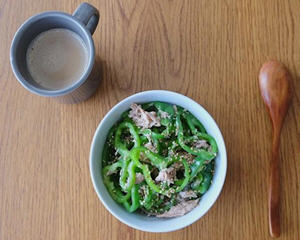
176, 114, 218, 160
182, 111, 206, 134
102, 162, 131, 203
197, 172, 213, 194
115, 122, 140, 157
119, 159, 136, 192
154, 101, 175, 115
190, 156, 206, 180
131, 146, 172, 170
123, 184, 140, 212
102, 101, 218, 215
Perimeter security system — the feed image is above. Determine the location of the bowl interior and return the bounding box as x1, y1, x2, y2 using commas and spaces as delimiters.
90, 90, 227, 232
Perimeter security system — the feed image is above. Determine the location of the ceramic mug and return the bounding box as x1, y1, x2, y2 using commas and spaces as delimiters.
10, 2, 100, 103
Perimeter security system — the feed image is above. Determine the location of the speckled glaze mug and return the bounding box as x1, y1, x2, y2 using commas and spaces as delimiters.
10, 2, 100, 103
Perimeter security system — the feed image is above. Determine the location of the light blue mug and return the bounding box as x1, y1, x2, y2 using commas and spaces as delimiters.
10, 2, 100, 103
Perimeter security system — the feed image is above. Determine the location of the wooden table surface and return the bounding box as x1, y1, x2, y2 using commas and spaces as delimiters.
0, 0, 299, 239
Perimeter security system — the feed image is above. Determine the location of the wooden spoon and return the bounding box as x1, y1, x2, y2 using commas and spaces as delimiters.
259, 60, 292, 238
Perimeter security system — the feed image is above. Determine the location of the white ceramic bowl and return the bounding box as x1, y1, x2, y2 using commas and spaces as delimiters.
90, 90, 227, 232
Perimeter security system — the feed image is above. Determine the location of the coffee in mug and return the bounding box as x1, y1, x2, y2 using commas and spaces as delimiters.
26, 28, 89, 90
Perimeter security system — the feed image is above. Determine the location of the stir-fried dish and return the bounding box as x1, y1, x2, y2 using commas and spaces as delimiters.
102, 102, 218, 217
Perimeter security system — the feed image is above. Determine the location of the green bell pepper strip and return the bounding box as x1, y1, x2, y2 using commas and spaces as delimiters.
103, 161, 122, 175
114, 122, 141, 157
119, 159, 129, 191
126, 161, 136, 190
102, 162, 131, 203
139, 128, 165, 155
131, 146, 172, 170
196, 171, 212, 194
205, 159, 215, 172
130, 147, 143, 169
190, 156, 207, 180
139, 135, 148, 145
196, 132, 218, 153
153, 102, 178, 137
122, 184, 140, 212
130, 147, 190, 195
139, 129, 164, 140
154, 101, 175, 115
140, 125, 173, 155
182, 112, 206, 134
191, 172, 204, 190
176, 115, 217, 160
142, 164, 164, 194
192, 160, 214, 193
119, 160, 137, 192
174, 159, 190, 192
154, 138, 162, 155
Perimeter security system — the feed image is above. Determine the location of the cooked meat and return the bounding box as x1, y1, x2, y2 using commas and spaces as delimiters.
178, 190, 197, 199
193, 139, 209, 149
135, 173, 144, 184
128, 103, 161, 129
155, 167, 176, 185
156, 199, 199, 218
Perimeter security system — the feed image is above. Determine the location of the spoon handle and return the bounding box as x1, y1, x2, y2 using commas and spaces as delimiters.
269, 128, 281, 238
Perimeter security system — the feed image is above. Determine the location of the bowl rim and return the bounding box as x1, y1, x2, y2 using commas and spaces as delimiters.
89, 90, 227, 232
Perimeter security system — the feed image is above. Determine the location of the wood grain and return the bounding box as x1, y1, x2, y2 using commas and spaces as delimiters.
0, 0, 299, 239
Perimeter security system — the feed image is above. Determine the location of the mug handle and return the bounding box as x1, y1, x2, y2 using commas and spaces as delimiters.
73, 2, 99, 35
